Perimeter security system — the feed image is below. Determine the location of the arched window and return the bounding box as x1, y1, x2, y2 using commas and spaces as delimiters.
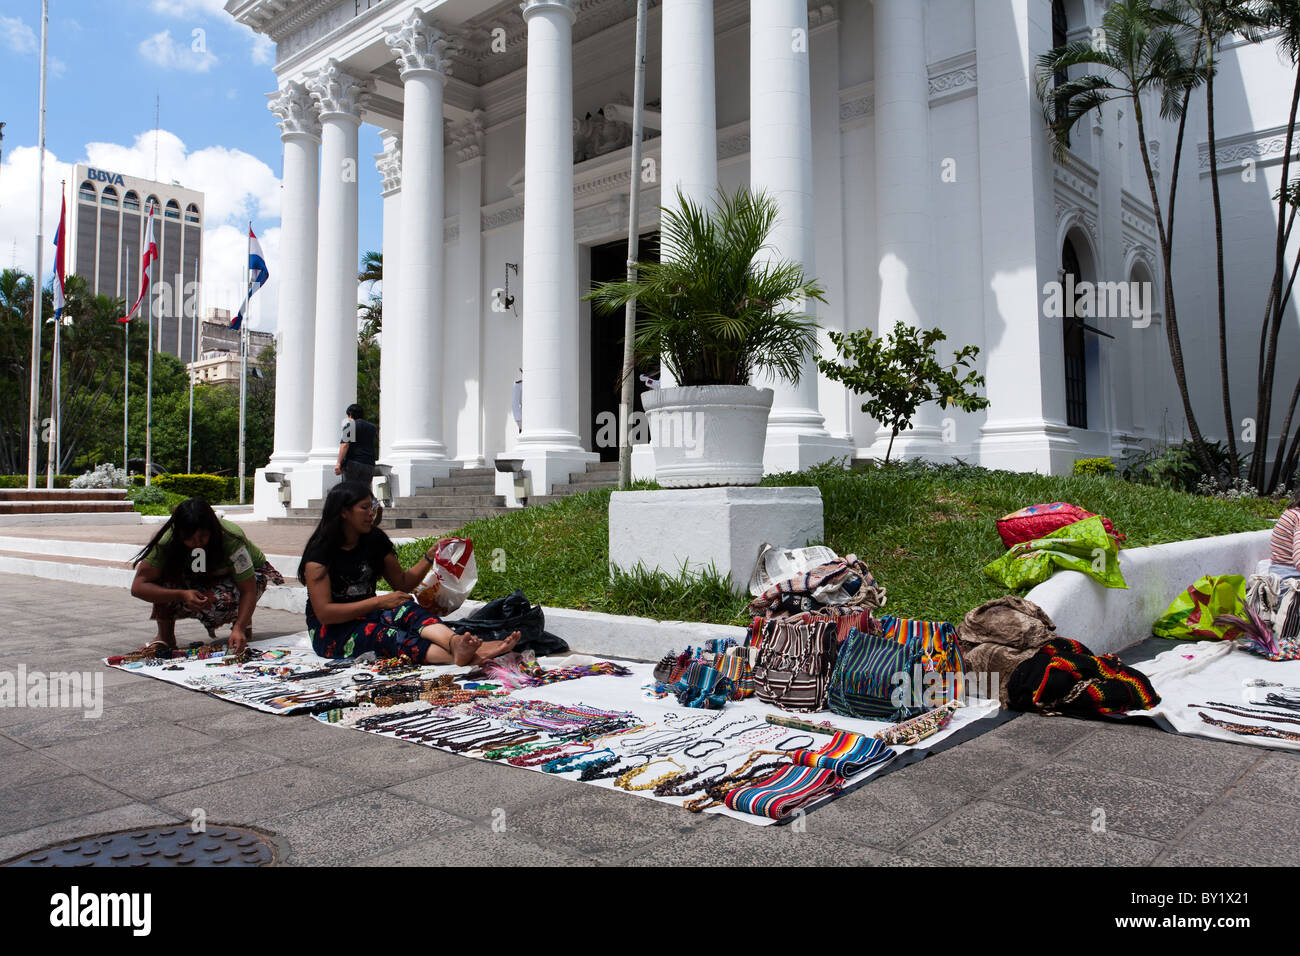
1063, 237, 1088, 429
78, 180, 96, 202
145, 195, 161, 215
123, 190, 140, 211
101, 185, 119, 208
164, 199, 181, 220
184, 203, 200, 224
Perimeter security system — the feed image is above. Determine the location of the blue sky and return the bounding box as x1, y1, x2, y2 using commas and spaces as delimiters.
0, 0, 386, 331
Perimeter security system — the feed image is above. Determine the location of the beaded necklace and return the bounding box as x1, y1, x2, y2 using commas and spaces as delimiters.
663, 711, 721, 732
1198, 711, 1300, 743
653, 763, 729, 797
1195, 702, 1300, 727
683, 756, 790, 812
579, 753, 642, 782
508, 742, 593, 768
615, 758, 686, 791
542, 748, 616, 774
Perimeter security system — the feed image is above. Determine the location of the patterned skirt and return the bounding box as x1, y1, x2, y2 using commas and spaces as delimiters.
150, 561, 285, 636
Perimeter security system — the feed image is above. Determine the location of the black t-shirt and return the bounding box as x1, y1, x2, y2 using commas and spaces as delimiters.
341, 418, 378, 466
303, 527, 395, 618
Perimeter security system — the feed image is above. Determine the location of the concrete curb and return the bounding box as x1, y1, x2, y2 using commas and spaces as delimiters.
1025, 528, 1274, 655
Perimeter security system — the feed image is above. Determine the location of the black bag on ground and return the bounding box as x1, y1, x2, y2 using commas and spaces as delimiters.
444, 589, 569, 657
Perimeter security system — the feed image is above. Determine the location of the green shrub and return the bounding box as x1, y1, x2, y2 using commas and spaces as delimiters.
1122, 441, 1246, 493
154, 473, 228, 502
129, 484, 170, 506
1072, 457, 1116, 477
131, 474, 145, 487
223, 476, 256, 501
0, 475, 77, 488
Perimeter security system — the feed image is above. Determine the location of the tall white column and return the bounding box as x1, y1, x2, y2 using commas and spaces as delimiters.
750, 0, 850, 473
870, 0, 945, 458
384, 10, 457, 496
451, 111, 486, 466
255, 79, 320, 517
500, 0, 597, 501
374, 131, 401, 462
300, 59, 368, 502
973, 0, 1077, 473
633, 0, 719, 477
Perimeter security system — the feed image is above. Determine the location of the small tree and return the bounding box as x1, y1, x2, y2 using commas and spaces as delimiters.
817, 322, 990, 463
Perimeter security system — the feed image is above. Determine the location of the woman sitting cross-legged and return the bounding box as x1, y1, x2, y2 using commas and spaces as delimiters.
130, 497, 284, 656
299, 481, 518, 665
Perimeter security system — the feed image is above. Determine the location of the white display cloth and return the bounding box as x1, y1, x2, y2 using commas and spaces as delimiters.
108, 632, 1002, 825
1125, 639, 1300, 751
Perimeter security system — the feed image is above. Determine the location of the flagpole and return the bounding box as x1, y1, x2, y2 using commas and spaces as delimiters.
186, 274, 196, 472
123, 236, 129, 471
618, 0, 649, 490
46, 179, 66, 488
26, 0, 49, 489
145, 204, 155, 487
238, 221, 250, 504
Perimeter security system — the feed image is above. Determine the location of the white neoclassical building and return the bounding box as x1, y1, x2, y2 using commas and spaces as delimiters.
228, 0, 1300, 517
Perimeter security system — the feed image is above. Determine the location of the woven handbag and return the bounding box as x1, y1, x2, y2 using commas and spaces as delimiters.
827, 618, 964, 722
693, 647, 756, 700
749, 617, 838, 713
672, 660, 734, 709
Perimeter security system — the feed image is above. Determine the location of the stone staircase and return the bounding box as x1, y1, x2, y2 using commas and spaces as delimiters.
0, 488, 136, 519
268, 460, 622, 529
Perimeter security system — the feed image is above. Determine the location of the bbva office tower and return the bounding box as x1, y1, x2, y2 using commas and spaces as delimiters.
228, 0, 1299, 516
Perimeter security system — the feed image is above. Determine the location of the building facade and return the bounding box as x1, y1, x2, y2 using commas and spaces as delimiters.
188, 313, 275, 386
227, 0, 1300, 517
71, 164, 204, 362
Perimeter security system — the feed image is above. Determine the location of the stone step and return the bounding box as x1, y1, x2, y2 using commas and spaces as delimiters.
0, 500, 135, 515
0, 488, 128, 501
390, 494, 507, 508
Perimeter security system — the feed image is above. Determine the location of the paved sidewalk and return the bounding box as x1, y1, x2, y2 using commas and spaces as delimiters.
0, 574, 1296, 866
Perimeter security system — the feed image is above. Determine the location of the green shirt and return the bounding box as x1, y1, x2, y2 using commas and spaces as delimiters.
142, 517, 266, 583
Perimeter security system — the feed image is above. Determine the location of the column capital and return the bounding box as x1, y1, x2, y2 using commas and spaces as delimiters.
306, 58, 371, 122
374, 131, 402, 196
384, 9, 454, 81
266, 80, 321, 140
521, 0, 576, 25
450, 109, 485, 163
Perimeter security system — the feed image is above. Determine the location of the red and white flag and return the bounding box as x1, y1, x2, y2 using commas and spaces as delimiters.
51, 193, 67, 322
120, 203, 158, 323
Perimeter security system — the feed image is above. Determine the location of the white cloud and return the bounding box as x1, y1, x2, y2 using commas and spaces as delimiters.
0, 130, 285, 331
0, 14, 36, 54
149, 0, 230, 17
250, 32, 274, 65
138, 29, 219, 72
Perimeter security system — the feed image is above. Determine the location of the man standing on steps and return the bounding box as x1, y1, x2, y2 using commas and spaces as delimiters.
335, 404, 378, 485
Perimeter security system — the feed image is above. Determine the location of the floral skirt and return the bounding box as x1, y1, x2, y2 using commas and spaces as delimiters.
307, 602, 441, 661
150, 561, 285, 636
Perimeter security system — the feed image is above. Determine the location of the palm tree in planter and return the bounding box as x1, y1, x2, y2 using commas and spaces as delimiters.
586, 188, 825, 487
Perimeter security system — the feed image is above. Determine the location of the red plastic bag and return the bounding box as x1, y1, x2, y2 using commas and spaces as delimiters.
995, 502, 1125, 550
414, 537, 477, 615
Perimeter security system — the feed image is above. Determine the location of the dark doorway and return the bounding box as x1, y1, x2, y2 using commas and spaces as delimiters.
589, 232, 659, 462
1062, 237, 1088, 429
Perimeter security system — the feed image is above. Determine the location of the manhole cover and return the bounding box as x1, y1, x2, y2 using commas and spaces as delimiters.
3, 825, 279, 867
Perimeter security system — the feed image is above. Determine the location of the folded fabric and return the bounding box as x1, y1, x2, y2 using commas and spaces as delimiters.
722, 764, 843, 820
996, 502, 1126, 549
957, 596, 1058, 704
982, 515, 1127, 590
1006, 637, 1159, 716
1152, 575, 1246, 641
671, 660, 733, 709
788, 731, 896, 777
748, 555, 886, 619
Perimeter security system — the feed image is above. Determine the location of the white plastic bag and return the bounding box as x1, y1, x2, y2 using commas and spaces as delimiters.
747, 542, 839, 596
414, 537, 478, 615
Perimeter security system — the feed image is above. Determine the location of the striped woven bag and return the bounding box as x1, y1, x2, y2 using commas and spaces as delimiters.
750, 617, 839, 713
826, 625, 922, 721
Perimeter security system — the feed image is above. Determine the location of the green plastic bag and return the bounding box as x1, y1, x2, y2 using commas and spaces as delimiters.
1151, 575, 1247, 641
983, 515, 1128, 591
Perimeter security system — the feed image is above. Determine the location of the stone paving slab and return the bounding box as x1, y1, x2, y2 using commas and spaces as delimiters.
1, 573, 1297, 867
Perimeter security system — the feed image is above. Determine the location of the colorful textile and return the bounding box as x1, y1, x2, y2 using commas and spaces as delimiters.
996, 501, 1125, 549
983, 516, 1128, 591
308, 601, 440, 661
149, 562, 284, 636
722, 764, 842, 820
671, 660, 734, 709
788, 731, 896, 776
748, 556, 886, 619
749, 617, 839, 713
879, 616, 965, 694
1237, 573, 1300, 661
1151, 575, 1247, 641
826, 626, 922, 721
1270, 507, 1300, 570
1006, 637, 1159, 716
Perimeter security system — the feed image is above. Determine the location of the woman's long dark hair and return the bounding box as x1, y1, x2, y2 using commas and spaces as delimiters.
297, 481, 374, 584
131, 497, 231, 576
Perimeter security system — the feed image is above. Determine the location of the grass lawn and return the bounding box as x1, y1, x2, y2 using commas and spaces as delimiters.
395, 461, 1284, 628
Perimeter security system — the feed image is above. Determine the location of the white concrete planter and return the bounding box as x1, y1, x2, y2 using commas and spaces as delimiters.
641, 384, 773, 487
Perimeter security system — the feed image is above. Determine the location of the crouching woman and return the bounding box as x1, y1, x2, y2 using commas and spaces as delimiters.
298, 482, 516, 666
130, 498, 284, 655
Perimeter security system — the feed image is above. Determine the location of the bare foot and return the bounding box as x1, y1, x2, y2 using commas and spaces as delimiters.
470, 630, 521, 664
450, 632, 482, 667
